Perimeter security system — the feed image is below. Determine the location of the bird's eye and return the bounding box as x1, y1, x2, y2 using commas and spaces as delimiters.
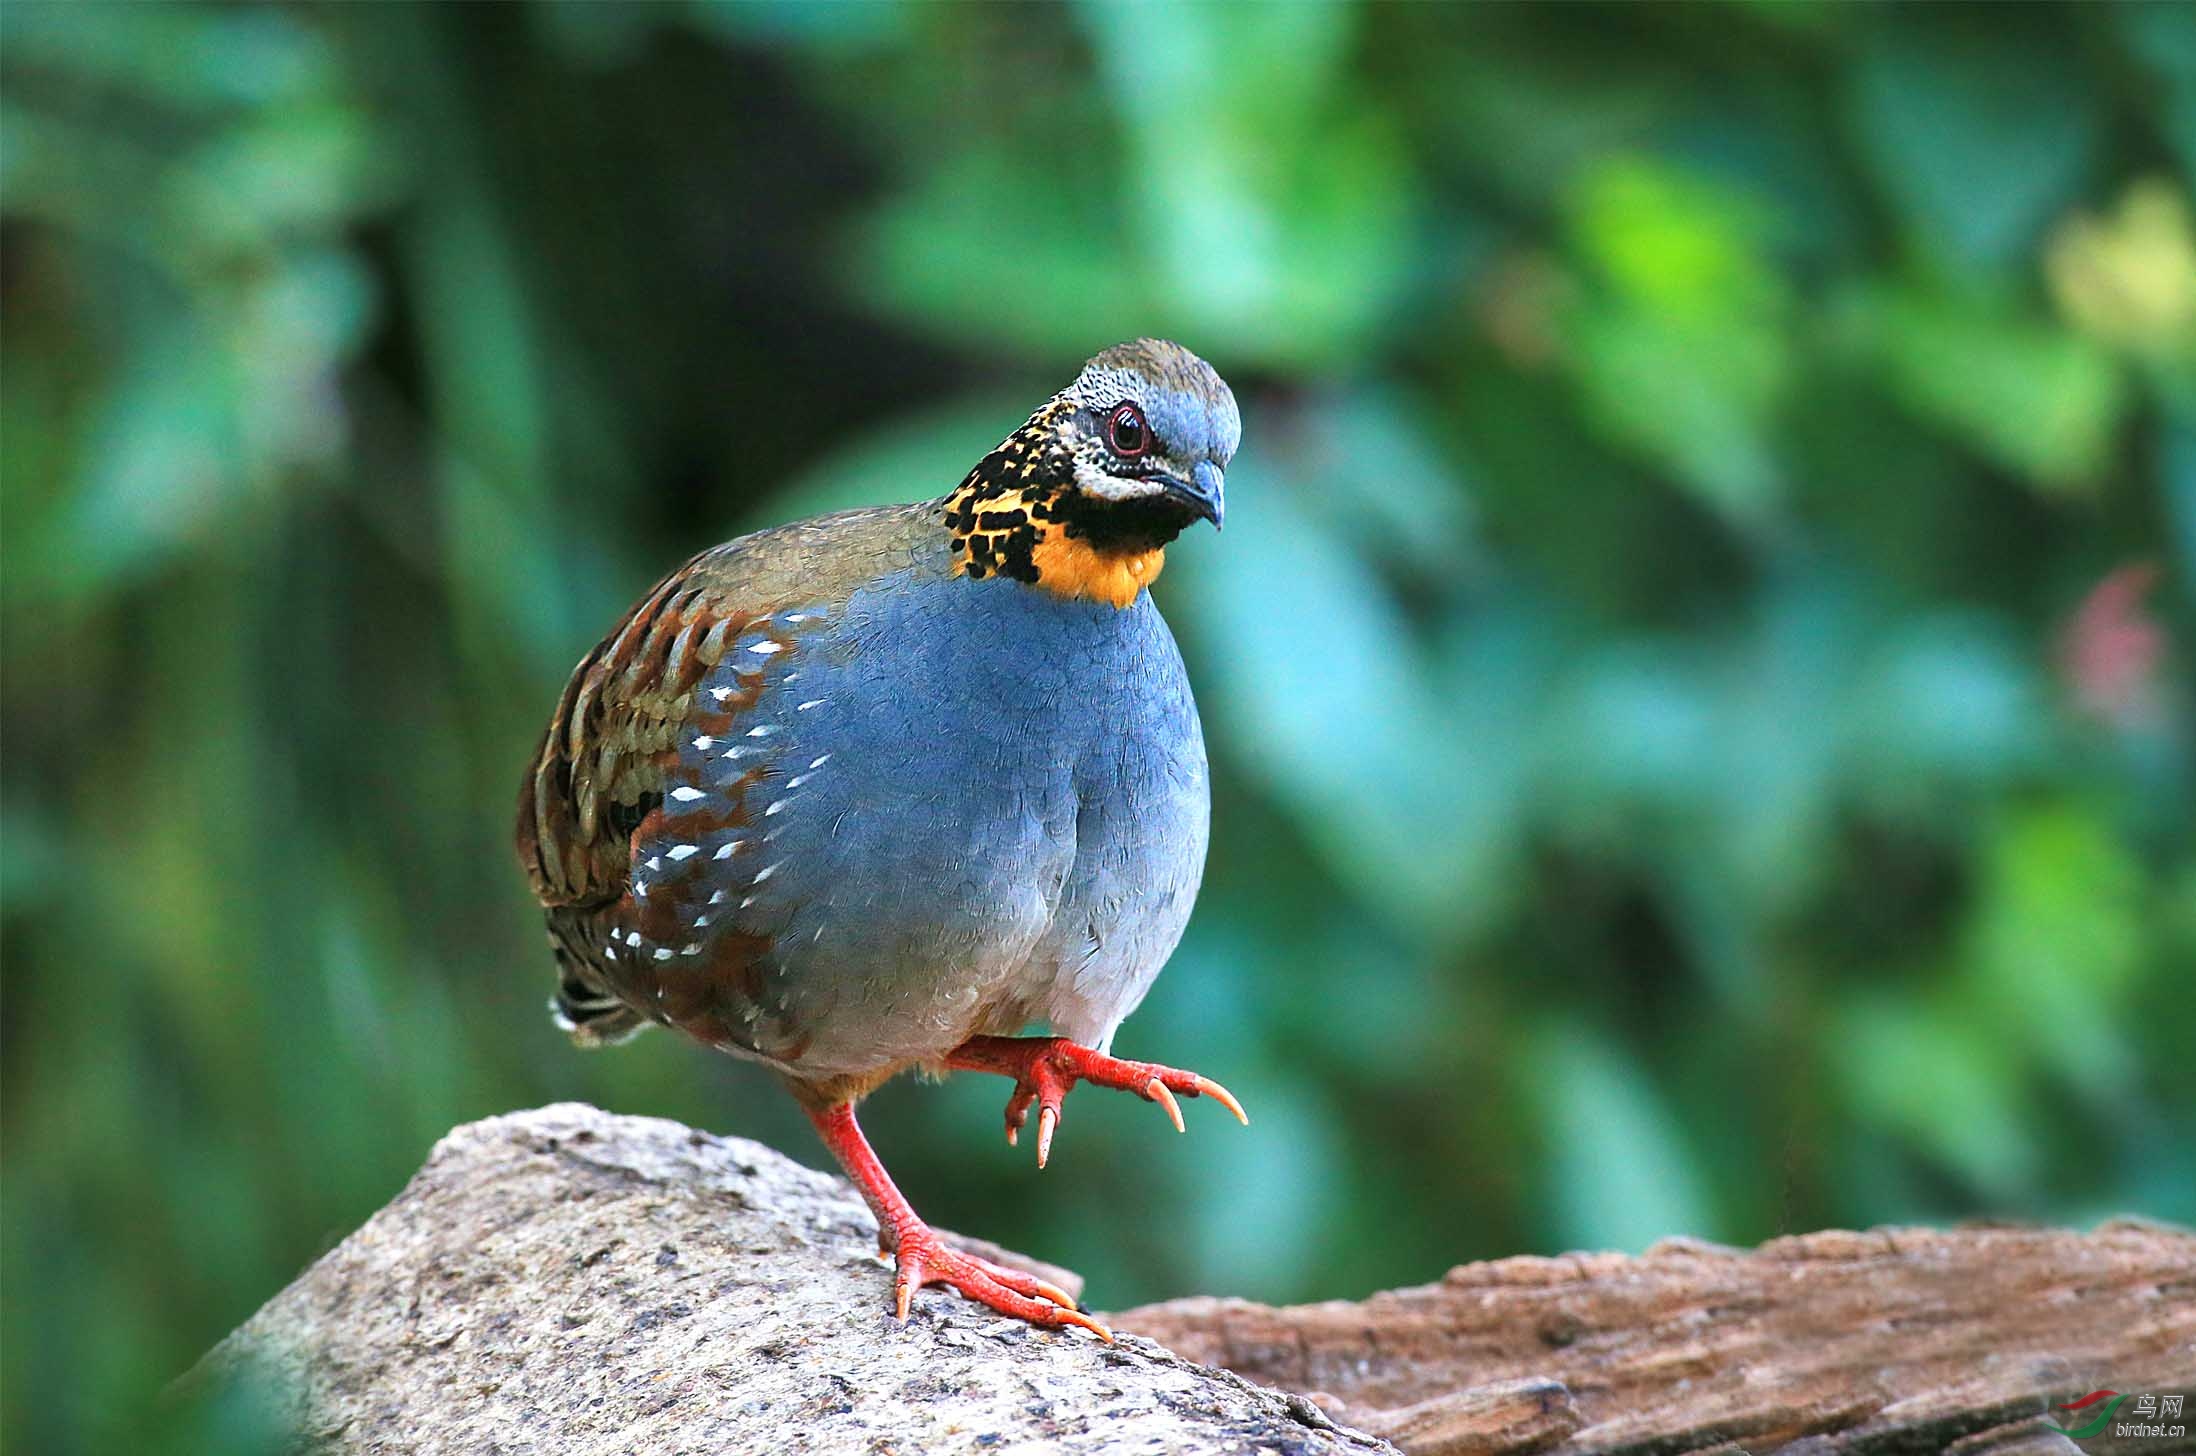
1106, 403, 1149, 459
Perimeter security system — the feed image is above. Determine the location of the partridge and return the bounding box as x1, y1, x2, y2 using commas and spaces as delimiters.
516, 339, 1245, 1336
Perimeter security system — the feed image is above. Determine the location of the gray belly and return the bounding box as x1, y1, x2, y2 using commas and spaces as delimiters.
611, 569, 1208, 1079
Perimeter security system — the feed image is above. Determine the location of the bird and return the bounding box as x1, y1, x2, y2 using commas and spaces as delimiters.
515, 338, 1246, 1338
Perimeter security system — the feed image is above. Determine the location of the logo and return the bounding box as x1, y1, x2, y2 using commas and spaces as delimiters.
2053, 1391, 2186, 1442
2053, 1392, 2127, 1439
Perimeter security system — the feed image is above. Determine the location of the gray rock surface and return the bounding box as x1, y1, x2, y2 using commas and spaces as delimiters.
197, 1103, 1393, 1456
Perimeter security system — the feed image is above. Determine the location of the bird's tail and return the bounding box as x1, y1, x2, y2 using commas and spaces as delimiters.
545, 917, 651, 1048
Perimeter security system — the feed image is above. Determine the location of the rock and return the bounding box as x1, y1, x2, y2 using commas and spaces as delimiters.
193, 1102, 2192, 1456
191, 1103, 1394, 1456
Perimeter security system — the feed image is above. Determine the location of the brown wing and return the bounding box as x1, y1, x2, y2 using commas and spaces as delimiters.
515, 545, 771, 911
516, 501, 938, 914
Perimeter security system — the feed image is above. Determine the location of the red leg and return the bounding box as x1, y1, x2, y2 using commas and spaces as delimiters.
805, 1100, 1109, 1338
944, 1036, 1248, 1167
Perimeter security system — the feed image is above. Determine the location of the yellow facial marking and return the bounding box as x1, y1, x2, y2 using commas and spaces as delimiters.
938, 398, 1168, 609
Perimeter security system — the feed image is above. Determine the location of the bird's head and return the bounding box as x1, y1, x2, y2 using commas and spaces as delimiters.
942, 338, 1239, 608
1050, 338, 1238, 534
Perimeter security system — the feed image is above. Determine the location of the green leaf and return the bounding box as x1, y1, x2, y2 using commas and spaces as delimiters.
1832, 987, 2037, 1198
1173, 468, 1490, 934
60, 320, 248, 593
2114, 4, 2196, 185
1533, 1027, 1716, 1251
1410, 9, 1678, 209
1080, 0, 1412, 365
854, 145, 1152, 360
857, 2, 1412, 366
1561, 158, 1791, 515
760, 392, 1040, 524
1847, 280, 2127, 493
1849, 12, 2102, 265
1965, 802, 2145, 1100
2167, 420, 2196, 585
1850, 612, 2046, 791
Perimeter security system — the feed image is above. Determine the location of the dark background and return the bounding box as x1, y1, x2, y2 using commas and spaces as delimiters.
4, 4, 2193, 1452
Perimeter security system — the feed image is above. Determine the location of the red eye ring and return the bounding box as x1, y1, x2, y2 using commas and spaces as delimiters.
1106, 403, 1149, 458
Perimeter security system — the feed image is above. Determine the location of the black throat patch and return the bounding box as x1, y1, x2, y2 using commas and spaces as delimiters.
939, 404, 1073, 584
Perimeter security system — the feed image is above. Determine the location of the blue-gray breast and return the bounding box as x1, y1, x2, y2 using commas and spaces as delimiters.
516, 339, 1246, 1336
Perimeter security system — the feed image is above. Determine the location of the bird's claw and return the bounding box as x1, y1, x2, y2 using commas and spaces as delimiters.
955, 1036, 1248, 1168
887, 1224, 1109, 1339
1036, 1105, 1059, 1168
1147, 1079, 1184, 1133
1191, 1074, 1250, 1126
808, 1100, 1106, 1341
1135, 1069, 1248, 1136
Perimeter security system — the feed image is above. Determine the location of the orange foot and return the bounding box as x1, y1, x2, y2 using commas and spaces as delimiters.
945, 1035, 1249, 1167
806, 1100, 1109, 1337
885, 1221, 1106, 1335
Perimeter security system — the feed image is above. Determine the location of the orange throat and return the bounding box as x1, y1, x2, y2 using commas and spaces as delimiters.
942, 473, 1168, 609
940, 423, 1169, 609
1025, 534, 1164, 608
948, 531, 1163, 609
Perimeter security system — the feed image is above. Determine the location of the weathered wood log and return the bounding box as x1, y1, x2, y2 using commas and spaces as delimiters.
1115, 1223, 2195, 1456
191, 1103, 1393, 1455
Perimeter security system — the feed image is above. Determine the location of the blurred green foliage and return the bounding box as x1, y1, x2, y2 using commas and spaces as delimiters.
5, 4, 2194, 1452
